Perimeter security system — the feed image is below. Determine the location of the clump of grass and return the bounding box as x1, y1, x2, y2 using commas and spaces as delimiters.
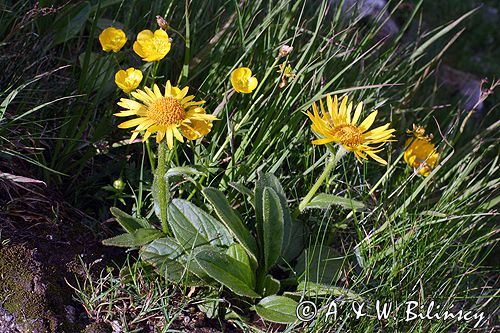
68, 255, 187, 332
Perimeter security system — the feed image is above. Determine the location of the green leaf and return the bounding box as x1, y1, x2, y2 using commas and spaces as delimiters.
226, 244, 253, 270
141, 237, 184, 263
263, 187, 284, 271
255, 172, 293, 258
197, 300, 219, 319
110, 207, 150, 233
141, 237, 209, 284
203, 188, 258, 259
262, 275, 280, 297
1, 74, 48, 123
306, 193, 365, 210
96, 18, 125, 31
76, 51, 115, 93
228, 182, 255, 202
282, 219, 306, 263
410, 8, 478, 61
53, 2, 91, 45
102, 228, 163, 247
168, 199, 233, 248
295, 245, 345, 285
195, 249, 259, 298
90, 0, 125, 13
141, 239, 187, 282
295, 281, 363, 301
166, 166, 206, 178
253, 295, 298, 324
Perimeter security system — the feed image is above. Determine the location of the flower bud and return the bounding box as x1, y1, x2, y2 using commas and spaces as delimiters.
278, 44, 293, 58
156, 15, 168, 30
113, 179, 126, 190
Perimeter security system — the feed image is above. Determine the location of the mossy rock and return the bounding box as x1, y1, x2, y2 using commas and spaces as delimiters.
0, 244, 78, 332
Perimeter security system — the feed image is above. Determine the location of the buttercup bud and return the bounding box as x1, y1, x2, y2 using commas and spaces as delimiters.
113, 179, 126, 190
278, 44, 293, 58
156, 15, 168, 30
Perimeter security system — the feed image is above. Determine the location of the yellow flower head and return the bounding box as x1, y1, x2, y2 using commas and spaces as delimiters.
230, 67, 258, 94
404, 125, 439, 176
115, 81, 217, 148
133, 29, 171, 62
115, 68, 143, 93
99, 27, 127, 52
305, 95, 395, 164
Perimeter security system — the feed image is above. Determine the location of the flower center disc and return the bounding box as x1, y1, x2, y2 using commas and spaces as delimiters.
334, 124, 363, 147
148, 97, 185, 126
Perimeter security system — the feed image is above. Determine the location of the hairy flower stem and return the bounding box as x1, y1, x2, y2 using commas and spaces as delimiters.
156, 141, 170, 234
298, 146, 347, 213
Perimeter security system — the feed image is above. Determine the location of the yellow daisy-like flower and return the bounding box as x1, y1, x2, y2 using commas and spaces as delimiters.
133, 29, 171, 62
115, 81, 217, 148
230, 67, 258, 93
99, 27, 127, 52
404, 125, 439, 176
115, 68, 143, 93
305, 95, 395, 164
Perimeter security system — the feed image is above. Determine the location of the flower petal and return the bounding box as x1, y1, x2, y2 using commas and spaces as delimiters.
358, 111, 378, 132
366, 151, 388, 165
172, 126, 184, 142
247, 76, 258, 91
176, 86, 189, 100
352, 102, 363, 125
346, 101, 353, 123
165, 81, 172, 96
339, 96, 348, 120
312, 137, 336, 145
166, 128, 174, 148
118, 118, 147, 129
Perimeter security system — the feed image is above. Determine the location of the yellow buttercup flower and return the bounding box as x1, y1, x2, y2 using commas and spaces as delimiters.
404, 125, 439, 176
99, 27, 127, 52
133, 29, 171, 62
115, 68, 143, 93
114, 81, 217, 148
305, 95, 395, 164
230, 67, 258, 94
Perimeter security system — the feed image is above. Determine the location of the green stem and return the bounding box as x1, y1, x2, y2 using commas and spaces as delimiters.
150, 61, 160, 86
251, 57, 280, 100
186, 174, 206, 201
178, 0, 190, 86
157, 141, 169, 234
143, 63, 153, 88
168, 26, 186, 42
298, 146, 347, 213
145, 139, 155, 174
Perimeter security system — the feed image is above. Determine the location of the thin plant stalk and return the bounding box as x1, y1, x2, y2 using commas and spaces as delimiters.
298, 145, 347, 212
144, 63, 160, 174
146, 139, 155, 173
